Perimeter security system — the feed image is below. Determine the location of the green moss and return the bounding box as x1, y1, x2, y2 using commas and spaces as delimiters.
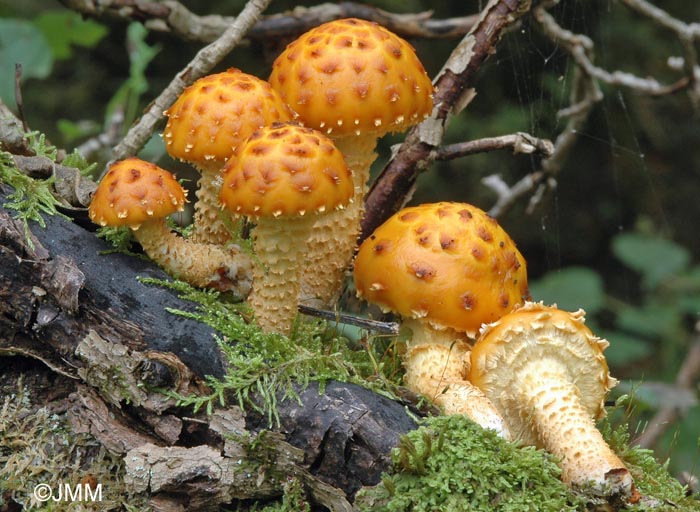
356, 412, 700, 512
355, 415, 584, 512
140, 277, 396, 426
0, 376, 149, 511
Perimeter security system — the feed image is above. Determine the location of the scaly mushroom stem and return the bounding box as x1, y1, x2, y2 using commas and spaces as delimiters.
300, 134, 377, 306
513, 357, 632, 493
402, 319, 511, 439
470, 303, 635, 500
250, 217, 315, 335
190, 162, 234, 245
135, 220, 253, 297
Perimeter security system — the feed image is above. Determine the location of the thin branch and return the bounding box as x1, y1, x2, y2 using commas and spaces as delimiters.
432, 132, 554, 161
298, 304, 400, 335
108, 0, 271, 170
361, 0, 533, 241
59, 0, 478, 43
635, 336, 700, 449
14, 64, 29, 133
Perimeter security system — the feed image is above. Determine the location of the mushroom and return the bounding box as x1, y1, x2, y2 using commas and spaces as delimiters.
163, 68, 294, 244
269, 18, 434, 306
219, 123, 353, 335
89, 157, 252, 295
469, 302, 635, 499
353, 202, 530, 437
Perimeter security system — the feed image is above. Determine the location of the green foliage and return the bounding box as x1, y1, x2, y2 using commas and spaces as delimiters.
612, 233, 691, 290
529, 266, 605, 314
256, 477, 310, 512
0, 19, 52, 108
355, 415, 583, 512
33, 11, 107, 61
139, 278, 384, 426
107, 23, 161, 128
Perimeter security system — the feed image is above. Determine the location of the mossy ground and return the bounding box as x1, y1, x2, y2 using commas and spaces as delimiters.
355, 412, 700, 512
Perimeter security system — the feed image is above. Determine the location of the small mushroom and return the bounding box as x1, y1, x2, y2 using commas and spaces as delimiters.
89, 158, 252, 295
470, 302, 636, 499
163, 69, 294, 244
354, 202, 530, 437
219, 124, 353, 335
269, 18, 434, 306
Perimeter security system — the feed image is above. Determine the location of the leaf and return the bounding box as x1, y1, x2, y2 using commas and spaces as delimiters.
616, 303, 681, 339
33, 11, 107, 60
0, 19, 53, 107
612, 233, 690, 289
598, 329, 653, 367
528, 266, 605, 314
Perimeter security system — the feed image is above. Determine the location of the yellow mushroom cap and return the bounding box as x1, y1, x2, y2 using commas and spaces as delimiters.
219, 124, 354, 218
268, 18, 434, 137
163, 68, 295, 167
470, 302, 616, 428
88, 158, 186, 228
354, 202, 529, 335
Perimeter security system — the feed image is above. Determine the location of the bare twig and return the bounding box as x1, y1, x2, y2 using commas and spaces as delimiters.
635, 335, 700, 449
75, 108, 125, 161
298, 304, 400, 335
108, 0, 272, 170
14, 64, 29, 133
432, 132, 554, 161
361, 0, 533, 240
619, 0, 700, 107
59, 0, 478, 43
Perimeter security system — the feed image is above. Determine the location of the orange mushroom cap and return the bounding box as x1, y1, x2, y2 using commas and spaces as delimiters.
219, 124, 354, 218
268, 18, 434, 137
89, 157, 186, 228
354, 202, 530, 335
163, 69, 295, 167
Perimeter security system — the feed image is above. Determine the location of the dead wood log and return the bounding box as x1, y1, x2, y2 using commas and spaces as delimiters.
0, 185, 417, 508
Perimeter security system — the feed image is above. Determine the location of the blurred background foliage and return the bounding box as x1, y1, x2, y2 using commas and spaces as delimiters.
1, 0, 699, 482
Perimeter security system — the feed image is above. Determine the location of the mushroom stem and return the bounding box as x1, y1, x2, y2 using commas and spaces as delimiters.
134, 219, 253, 296
402, 319, 511, 439
503, 357, 632, 495
250, 217, 315, 335
300, 134, 377, 307
190, 163, 235, 245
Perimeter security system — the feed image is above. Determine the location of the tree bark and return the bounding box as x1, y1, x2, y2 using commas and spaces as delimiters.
0, 186, 417, 509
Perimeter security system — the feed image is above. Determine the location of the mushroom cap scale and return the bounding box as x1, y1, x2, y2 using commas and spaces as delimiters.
88, 158, 186, 228
470, 302, 617, 445
269, 18, 433, 138
353, 202, 529, 335
163, 68, 294, 167
219, 124, 354, 218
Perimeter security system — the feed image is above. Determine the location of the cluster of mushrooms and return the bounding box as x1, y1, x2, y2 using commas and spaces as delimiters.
88, 18, 638, 503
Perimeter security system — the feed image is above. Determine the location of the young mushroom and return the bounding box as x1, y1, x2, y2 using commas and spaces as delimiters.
219, 123, 353, 335
354, 202, 530, 437
89, 158, 253, 295
469, 302, 636, 499
163, 68, 294, 244
269, 18, 434, 306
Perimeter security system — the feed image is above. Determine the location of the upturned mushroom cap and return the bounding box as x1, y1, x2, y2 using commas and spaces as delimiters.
219, 123, 354, 218
354, 202, 529, 336
163, 68, 294, 167
469, 302, 634, 497
268, 18, 433, 138
470, 302, 616, 441
89, 157, 186, 228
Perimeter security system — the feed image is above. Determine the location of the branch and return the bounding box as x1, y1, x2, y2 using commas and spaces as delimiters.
108, 0, 271, 167
59, 0, 478, 43
361, 0, 532, 240
431, 132, 554, 161
634, 335, 700, 449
